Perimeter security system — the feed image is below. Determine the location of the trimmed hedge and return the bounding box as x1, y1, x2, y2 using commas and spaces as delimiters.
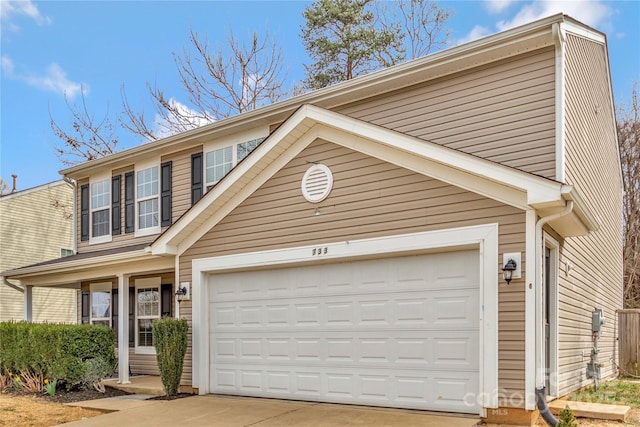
0, 322, 116, 390
153, 317, 188, 396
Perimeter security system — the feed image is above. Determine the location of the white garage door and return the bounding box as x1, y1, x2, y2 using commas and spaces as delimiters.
208, 250, 480, 413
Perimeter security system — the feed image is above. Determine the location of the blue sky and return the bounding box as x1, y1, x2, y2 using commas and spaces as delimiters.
1, 0, 639, 191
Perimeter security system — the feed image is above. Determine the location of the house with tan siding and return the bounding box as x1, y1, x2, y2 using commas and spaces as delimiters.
3, 14, 623, 425
0, 180, 76, 323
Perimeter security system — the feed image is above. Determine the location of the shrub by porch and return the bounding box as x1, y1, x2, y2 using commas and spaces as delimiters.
0, 321, 116, 392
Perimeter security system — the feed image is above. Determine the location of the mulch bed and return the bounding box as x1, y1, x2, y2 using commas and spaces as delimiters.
3, 384, 131, 404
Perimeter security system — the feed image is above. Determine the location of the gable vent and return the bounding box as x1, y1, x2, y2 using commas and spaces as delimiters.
301, 163, 333, 203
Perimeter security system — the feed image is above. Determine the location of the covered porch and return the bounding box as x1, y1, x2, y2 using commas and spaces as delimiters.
2, 244, 177, 385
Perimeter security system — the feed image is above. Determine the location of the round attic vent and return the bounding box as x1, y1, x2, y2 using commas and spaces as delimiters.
301, 163, 333, 203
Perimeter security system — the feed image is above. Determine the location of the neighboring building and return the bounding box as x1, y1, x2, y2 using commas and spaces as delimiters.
3, 15, 623, 426
0, 180, 76, 323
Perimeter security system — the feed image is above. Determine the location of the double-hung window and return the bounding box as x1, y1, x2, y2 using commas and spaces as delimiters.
205, 146, 233, 189
202, 133, 266, 191
89, 175, 111, 244
90, 282, 112, 327
135, 277, 161, 354
135, 163, 160, 236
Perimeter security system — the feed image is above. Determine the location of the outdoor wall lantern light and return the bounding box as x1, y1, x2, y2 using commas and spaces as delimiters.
502, 259, 517, 285
175, 285, 188, 302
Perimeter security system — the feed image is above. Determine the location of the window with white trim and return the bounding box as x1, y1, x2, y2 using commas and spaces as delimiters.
237, 137, 264, 162
136, 165, 159, 234
91, 179, 110, 238
90, 282, 111, 327
60, 248, 74, 257
135, 277, 161, 353
205, 146, 233, 187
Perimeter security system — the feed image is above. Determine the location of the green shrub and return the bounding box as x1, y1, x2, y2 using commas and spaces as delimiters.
557, 405, 578, 427
0, 322, 116, 391
153, 317, 188, 396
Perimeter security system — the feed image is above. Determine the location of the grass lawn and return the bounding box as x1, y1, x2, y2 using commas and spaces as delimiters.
562, 380, 640, 426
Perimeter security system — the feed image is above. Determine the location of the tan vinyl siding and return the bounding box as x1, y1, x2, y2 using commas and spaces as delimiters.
337, 48, 557, 178
559, 34, 623, 396
162, 145, 203, 222
0, 182, 76, 323
179, 140, 527, 403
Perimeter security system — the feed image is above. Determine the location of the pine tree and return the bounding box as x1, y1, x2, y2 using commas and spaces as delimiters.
301, 0, 405, 89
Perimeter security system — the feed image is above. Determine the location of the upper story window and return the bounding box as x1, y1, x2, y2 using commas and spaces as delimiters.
205, 146, 233, 187
238, 138, 263, 162
203, 135, 266, 190
86, 173, 112, 244
135, 162, 160, 237
80, 159, 171, 245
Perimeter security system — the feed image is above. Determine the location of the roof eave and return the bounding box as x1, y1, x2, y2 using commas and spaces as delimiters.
60, 14, 565, 180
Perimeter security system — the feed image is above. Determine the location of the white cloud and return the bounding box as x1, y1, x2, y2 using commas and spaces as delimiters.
152, 98, 214, 139
1, 55, 85, 98
485, 0, 516, 14
1, 0, 52, 31
1, 54, 15, 74
496, 0, 614, 32
456, 25, 494, 45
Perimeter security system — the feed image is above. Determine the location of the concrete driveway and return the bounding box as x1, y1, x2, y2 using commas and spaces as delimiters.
57, 395, 480, 427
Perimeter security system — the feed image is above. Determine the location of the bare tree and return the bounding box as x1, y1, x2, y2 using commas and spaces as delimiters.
376, 0, 452, 60
618, 82, 640, 308
50, 87, 119, 166
122, 28, 287, 140
0, 178, 9, 195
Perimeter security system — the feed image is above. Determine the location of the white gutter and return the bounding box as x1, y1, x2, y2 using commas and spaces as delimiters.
63, 177, 78, 254
2, 276, 24, 292
535, 200, 574, 389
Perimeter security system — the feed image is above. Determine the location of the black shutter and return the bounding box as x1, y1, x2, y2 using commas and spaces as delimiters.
129, 287, 135, 347
112, 288, 119, 344
124, 171, 135, 233
112, 175, 121, 235
80, 184, 89, 241
161, 161, 172, 227
161, 284, 173, 317
191, 152, 203, 205
81, 290, 90, 324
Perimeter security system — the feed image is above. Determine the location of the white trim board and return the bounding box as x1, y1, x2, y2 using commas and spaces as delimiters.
152, 104, 579, 256
190, 224, 499, 415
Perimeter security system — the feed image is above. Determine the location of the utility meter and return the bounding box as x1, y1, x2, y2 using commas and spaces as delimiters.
592, 308, 605, 333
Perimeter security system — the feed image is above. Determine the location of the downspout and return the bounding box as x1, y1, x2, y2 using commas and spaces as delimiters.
63, 177, 77, 254
535, 200, 573, 427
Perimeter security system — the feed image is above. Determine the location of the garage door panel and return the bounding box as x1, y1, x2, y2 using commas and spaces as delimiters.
211, 290, 479, 330
212, 331, 479, 370
210, 365, 478, 412
208, 251, 480, 414
210, 252, 478, 303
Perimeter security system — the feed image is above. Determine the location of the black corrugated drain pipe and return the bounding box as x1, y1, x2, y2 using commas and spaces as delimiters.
536, 387, 558, 426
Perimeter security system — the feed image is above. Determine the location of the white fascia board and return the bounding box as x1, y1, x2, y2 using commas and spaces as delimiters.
153, 105, 567, 256
151, 109, 315, 255
5, 251, 173, 285
561, 19, 606, 44
305, 106, 566, 206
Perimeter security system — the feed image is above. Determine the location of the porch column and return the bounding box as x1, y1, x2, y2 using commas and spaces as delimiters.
24, 285, 33, 322
117, 273, 130, 384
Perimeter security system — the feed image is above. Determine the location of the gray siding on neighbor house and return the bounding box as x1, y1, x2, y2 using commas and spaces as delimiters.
179, 140, 528, 406
558, 34, 623, 396
337, 48, 557, 179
